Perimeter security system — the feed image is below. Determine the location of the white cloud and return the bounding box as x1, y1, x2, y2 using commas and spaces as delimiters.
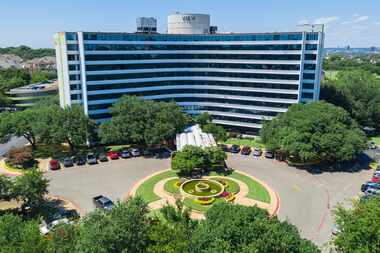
374, 21, 380, 26
313, 16, 340, 25
342, 15, 369, 25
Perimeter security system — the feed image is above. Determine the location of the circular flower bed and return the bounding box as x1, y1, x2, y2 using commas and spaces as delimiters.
180, 179, 225, 199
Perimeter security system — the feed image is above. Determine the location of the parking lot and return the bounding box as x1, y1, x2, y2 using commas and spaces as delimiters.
45, 150, 373, 248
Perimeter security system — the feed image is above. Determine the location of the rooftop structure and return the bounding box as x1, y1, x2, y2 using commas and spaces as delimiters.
176, 125, 217, 151
6, 80, 58, 109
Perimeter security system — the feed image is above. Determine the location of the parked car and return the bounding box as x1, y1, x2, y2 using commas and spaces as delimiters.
374, 171, 380, 178
86, 153, 97, 165
332, 223, 341, 236
361, 182, 380, 192
369, 141, 377, 149
376, 165, 380, 173
75, 156, 86, 166
240, 146, 251, 155
120, 150, 131, 158
63, 157, 74, 168
0, 134, 11, 144
39, 217, 70, 235
152, 148, 171, 158
93, 195, 114, 211
230, 145, 241, 153
130, 148, 141, 157
48, 159, 60, 170
371, 175, 380, 183
264, 150, 274, 159
107, 151, 119, 160
99, 153, 108, 162
365, 188, 380, 196
253, 147, 263, 157
218, 144, 229, 152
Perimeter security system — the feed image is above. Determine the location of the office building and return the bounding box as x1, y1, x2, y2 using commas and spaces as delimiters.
54, 13, 324, 134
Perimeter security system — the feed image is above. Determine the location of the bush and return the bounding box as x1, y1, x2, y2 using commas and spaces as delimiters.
5, 147, 36, 169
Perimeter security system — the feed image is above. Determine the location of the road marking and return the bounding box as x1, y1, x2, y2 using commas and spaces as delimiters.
292, 184, 301, 192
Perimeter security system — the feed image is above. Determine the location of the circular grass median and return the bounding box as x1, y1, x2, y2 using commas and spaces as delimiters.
133, 169, 271, 213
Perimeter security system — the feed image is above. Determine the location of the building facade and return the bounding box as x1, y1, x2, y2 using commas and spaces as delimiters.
54, 27, 324, 134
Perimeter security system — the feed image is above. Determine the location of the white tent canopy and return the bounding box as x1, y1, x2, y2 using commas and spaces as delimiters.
176, 124, 217, 151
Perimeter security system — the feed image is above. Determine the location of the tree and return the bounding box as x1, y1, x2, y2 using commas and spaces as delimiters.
194, 112, 212, 127
191, 203, 319, 253
0, 109, 40, 149
0, 175, 13, 201
49, 105, 95, 151
13, 170, 49, 212
0, 214, 46, 253
202, 123, 227, 142
260, 101, 367, 163
46, 223, 78, 253
5, 147, 35, 169
204, 146, 226, 166
76, 197, 150, 253
99, 96, 189, 146
333, 196, 380, 252
171, 145, 208, 175
321, 70, 380, 132
147, 202, 196, 253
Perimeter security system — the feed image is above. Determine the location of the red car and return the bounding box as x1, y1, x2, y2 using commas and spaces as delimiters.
371, 175, 380, 183
107, 151, 119, 160
48, 159, 60, 170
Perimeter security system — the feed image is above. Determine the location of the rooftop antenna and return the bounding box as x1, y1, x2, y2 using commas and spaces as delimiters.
297, 23, 324, 33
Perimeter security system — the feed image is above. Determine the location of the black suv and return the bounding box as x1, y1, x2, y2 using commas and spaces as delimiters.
230, 145, 241, 153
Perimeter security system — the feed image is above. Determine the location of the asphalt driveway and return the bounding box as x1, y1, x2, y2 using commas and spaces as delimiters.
45, 153, 373, 249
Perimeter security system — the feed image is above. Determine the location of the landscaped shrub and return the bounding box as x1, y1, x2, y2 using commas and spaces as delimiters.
5, 147, 36, 169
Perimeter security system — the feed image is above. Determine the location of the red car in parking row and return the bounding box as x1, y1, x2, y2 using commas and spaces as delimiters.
107, 151, 120, 160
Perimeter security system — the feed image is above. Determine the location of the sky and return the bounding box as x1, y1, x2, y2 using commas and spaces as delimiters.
0, 0, 379, 48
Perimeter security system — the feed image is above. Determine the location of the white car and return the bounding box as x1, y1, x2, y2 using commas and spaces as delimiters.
39, 218, 70, 235
365, 188, 380, 196
130, 148, 141, 157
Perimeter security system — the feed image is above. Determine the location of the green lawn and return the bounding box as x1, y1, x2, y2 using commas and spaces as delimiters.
183, 197, 225, 212
163, 178, 181, 194
371, 136, 380, 146
223, 138, 265, 148
210, 171, 271, 203
135, 169, 270, 210
135, 170, 177, 203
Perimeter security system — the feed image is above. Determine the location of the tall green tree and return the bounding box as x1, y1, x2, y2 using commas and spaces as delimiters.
13, 170, 49, 212
99, 96, 189, 146
46, 223, 78, 253
0, 214, 46, 253
194, 112, 212, 127
333, 196, 380, 252
202, 123, 227, 142
204, 146, 227, 166
0, 109, 40, 149
76, 197, 150, 253
171, 145, 208, 175
321, 70, 380, 131
49, 105, 95, 151
0, 175, 13, 201
191, 203, 319, 253
260, 101, 367, 163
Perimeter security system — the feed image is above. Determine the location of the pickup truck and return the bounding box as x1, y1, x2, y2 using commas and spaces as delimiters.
93, 195, 114, 211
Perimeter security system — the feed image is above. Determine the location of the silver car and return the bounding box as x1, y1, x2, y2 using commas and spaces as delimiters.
86, 153, 97, 165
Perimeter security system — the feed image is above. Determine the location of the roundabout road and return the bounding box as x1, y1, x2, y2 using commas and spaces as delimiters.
45, 153, 372, 249
226, 153, 372, 248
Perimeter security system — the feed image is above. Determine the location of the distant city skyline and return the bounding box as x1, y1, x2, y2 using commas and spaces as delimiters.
0, 0, 379, 48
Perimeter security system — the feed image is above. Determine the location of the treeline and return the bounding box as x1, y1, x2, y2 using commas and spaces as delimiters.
0, 197, 320, 253
324, 54, 380, 75
0, 45, 55, 60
